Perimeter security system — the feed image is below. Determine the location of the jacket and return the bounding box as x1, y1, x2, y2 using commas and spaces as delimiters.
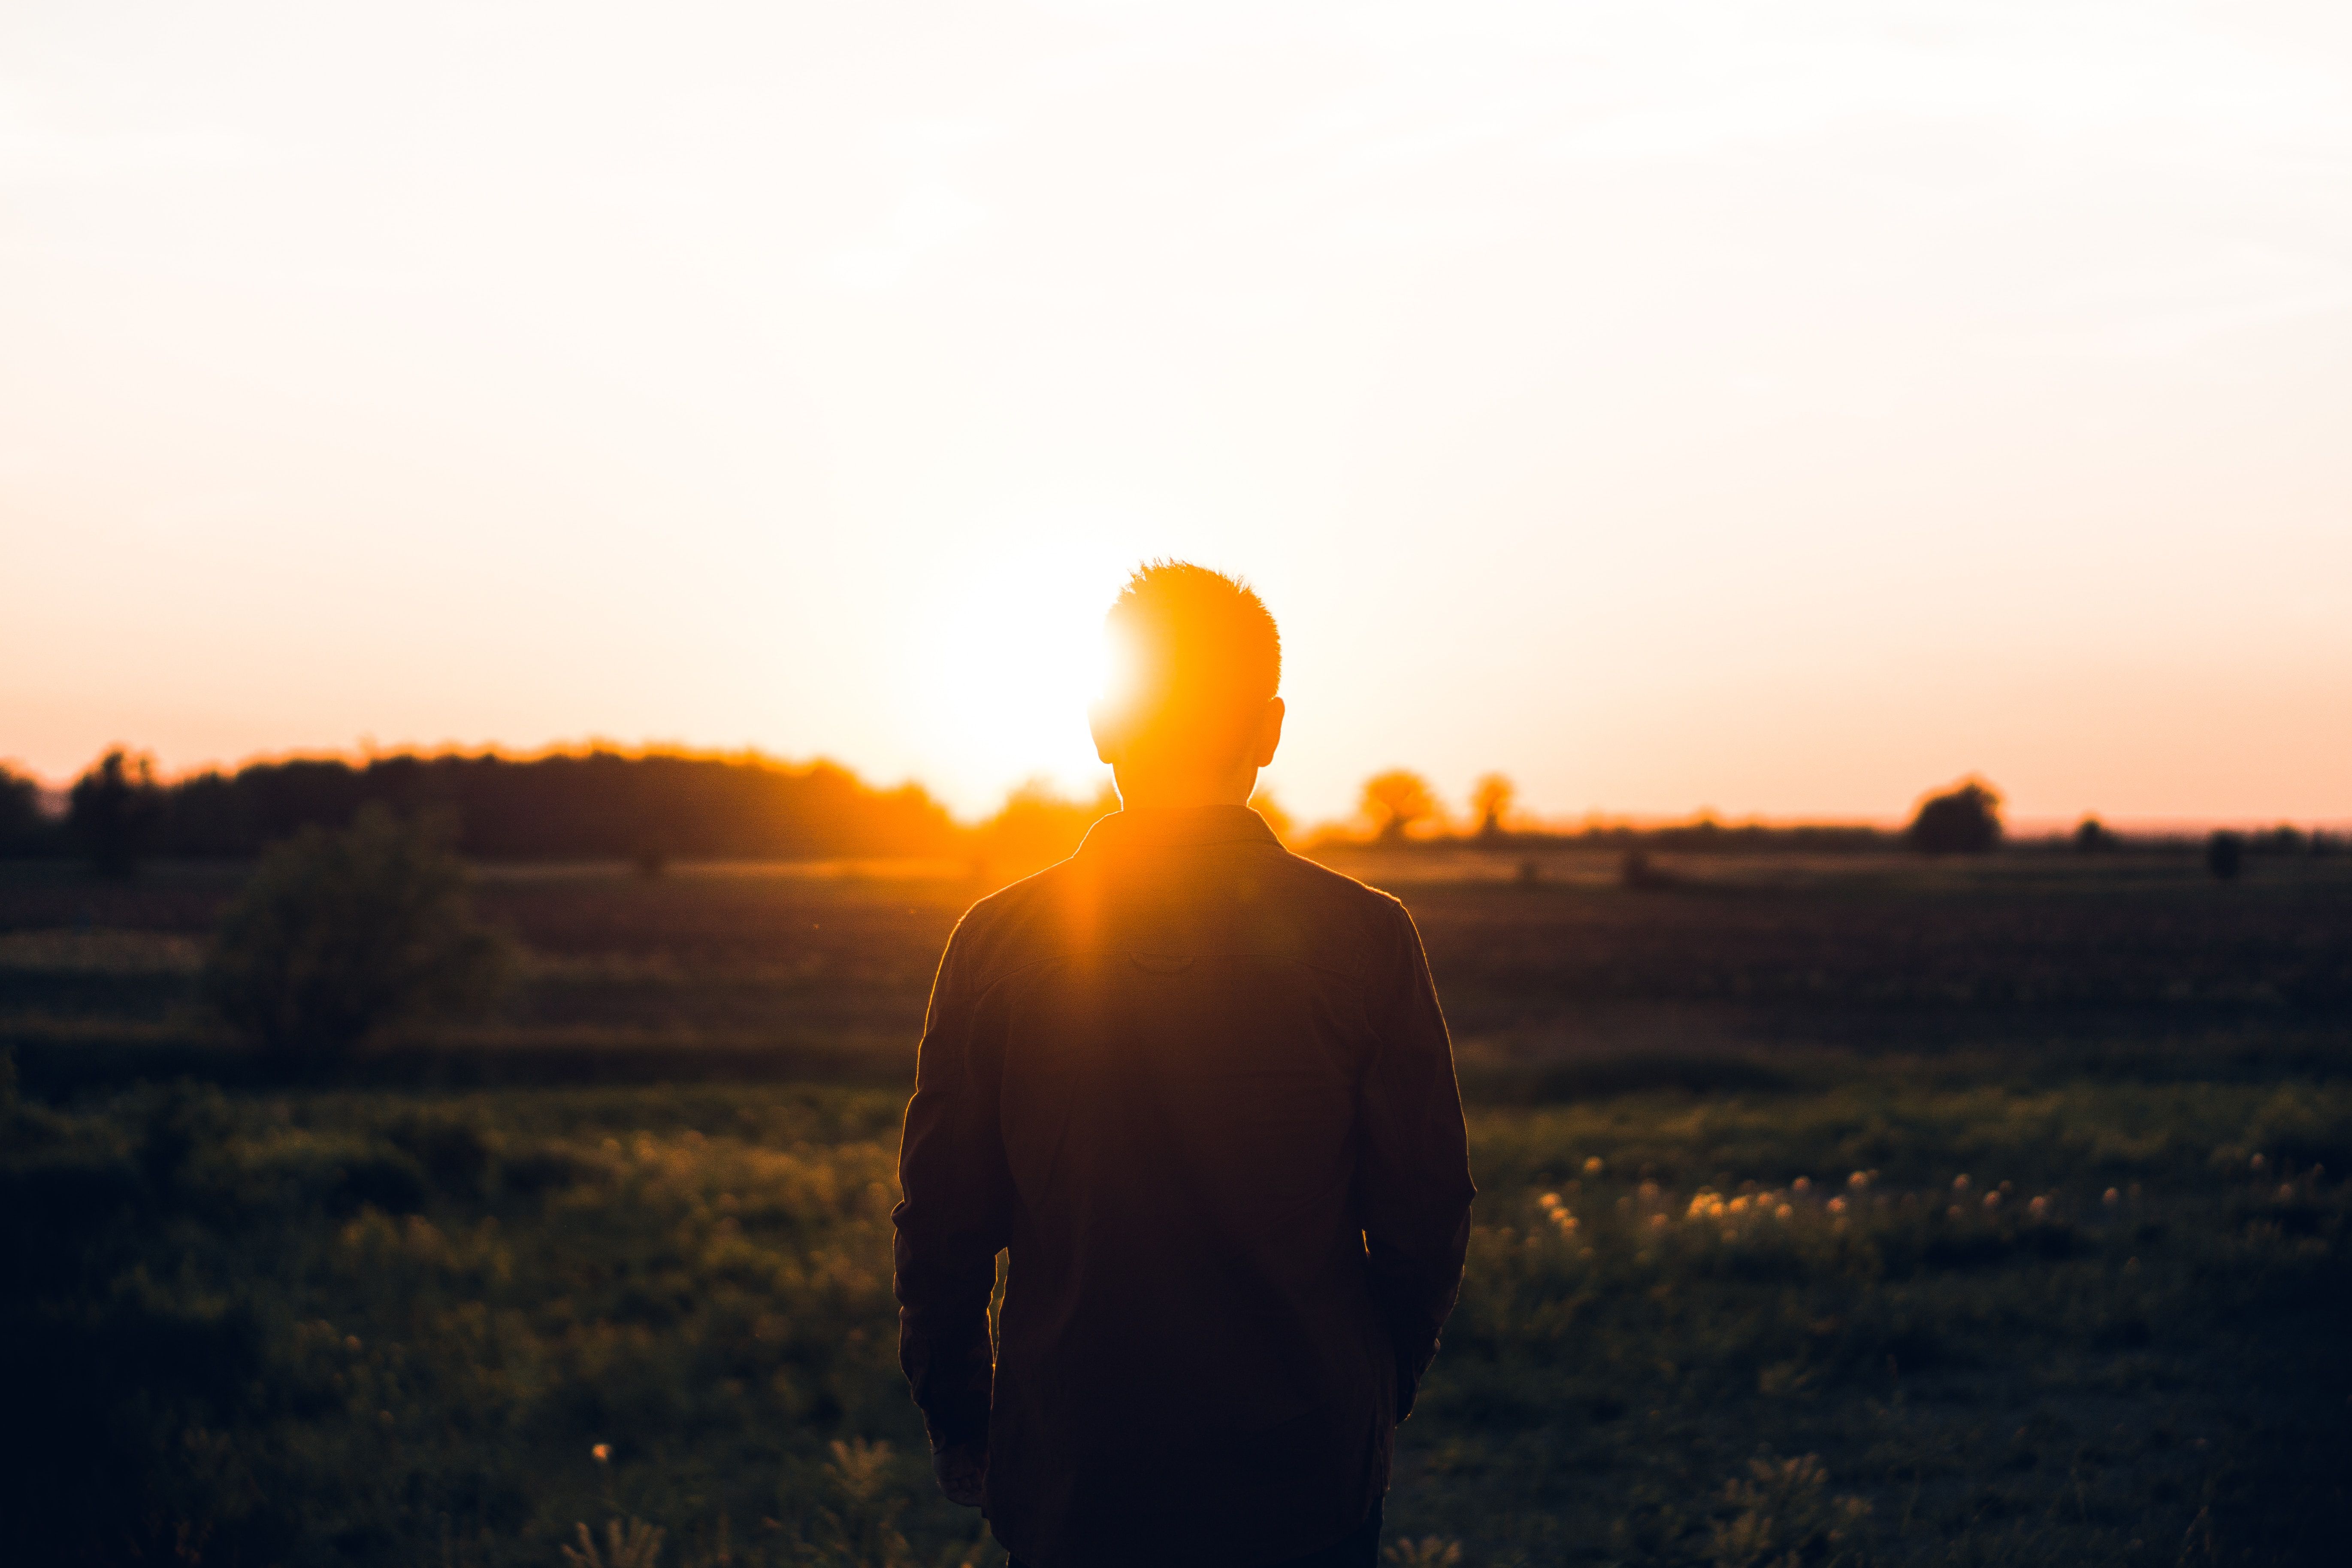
893, 805, 1476, 1567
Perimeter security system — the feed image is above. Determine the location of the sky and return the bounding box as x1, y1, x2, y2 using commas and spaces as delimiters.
4, 0, 2348, 828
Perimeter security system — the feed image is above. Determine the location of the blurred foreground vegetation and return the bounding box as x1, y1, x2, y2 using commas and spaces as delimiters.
5, 1066, 2344, 1565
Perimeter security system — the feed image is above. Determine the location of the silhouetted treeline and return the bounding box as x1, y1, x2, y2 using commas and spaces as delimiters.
1310, 814, 1892, 854
0, 766, 51, 855
6, 751, 2342, 869
4, 749, 960, 864
1399, 818, 2340, 856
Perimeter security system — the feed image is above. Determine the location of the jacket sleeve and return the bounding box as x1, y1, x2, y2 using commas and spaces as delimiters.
1356, 900, 1476, 1420
893, 919, 1014, 1451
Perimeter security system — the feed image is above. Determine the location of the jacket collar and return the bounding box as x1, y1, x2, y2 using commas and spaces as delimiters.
1077, 805, 1281, 856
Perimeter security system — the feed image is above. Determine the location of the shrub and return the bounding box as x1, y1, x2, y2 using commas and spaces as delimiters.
1362, 770, 1439, 844
560, 1519, 665, 1568
1905, 778, 2002, 855
202, 805, 513, 1067
975, 779, 1118, 883
1711, 1453, 1869, 1568
801, 1437, 915, 1567
0, 764, 56, 856
1472, 773, 1516, 841
1247, 787, 1294, 843
67, 747, 164, 876
2206, 830, 2244, 882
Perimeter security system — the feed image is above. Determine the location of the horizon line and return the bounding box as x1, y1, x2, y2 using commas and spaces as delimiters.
6, 737, 2346, 838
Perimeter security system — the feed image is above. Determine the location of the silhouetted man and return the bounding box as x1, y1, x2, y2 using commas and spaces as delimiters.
894, 562, 1476, 1567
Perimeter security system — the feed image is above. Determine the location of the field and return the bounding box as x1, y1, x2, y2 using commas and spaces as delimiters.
4, 847, 2350, 1565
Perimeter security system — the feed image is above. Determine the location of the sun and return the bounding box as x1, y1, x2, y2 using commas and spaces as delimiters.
905, 551, 1125, 807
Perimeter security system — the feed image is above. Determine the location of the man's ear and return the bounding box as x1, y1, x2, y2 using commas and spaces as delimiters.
1251, 697, 1286, 768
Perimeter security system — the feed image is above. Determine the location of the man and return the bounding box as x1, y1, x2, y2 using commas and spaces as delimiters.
893, 562, 1476, 1568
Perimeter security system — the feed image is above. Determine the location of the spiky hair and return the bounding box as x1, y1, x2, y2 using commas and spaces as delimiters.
1101, 560, 1281, 763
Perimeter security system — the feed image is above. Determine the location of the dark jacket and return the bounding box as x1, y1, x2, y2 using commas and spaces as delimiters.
894, 806, 1476, 1568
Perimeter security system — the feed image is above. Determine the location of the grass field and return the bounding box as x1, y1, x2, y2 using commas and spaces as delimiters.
3, 849, 2349, 1565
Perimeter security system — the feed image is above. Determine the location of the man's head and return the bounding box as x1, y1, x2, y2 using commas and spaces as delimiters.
1090, 561, 1284, 807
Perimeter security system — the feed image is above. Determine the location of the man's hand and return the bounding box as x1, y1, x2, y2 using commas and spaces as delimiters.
931, 1437, 987, 1508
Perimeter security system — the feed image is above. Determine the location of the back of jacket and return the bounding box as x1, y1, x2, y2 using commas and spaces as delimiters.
894, 807, 1476, 1568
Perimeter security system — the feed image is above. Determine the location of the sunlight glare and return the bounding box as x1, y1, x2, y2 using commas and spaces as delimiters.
902, 547, 1128, 809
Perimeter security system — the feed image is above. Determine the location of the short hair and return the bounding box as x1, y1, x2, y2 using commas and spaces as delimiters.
1100, 561, 1281, 767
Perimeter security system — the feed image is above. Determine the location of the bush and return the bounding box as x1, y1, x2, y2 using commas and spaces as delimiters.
66, 747, 164, 876
202, 805, 513, 1067
1905, 778, 2002, 855
975, 779, 1118, 884
2207, 830, 2244, 882
0, 764, 56, 856
1362, 769, 1439, 844
1710, 1453, 1869, 1568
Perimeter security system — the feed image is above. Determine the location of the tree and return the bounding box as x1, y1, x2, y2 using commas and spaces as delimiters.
1246, 788, 1293, 843
974, 778, 1119, 885
1472, 774, 1516, 841
1361, 770, 1438, 845
0, 764, 52, 855
66, 748, 163, 876
1905, 778, 2002, 856
2074, 816, 2116, 853
2205, 830, 2243, 882
203, 804, 514, 1067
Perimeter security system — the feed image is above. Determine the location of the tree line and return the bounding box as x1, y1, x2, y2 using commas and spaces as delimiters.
3, 748, 2334, 875
1346, 769, 2338, 868
0, 747, 961, 870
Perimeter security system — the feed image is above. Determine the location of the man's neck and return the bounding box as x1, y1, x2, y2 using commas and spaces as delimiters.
1111, 767, 1258, 812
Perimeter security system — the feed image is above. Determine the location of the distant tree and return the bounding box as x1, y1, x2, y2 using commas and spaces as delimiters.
1246, 788, 1293, 843
1361, 770, 1439, 845
2205, 830, 2243, 882
203, 804, 514, 1067
976, 779, 1120, 885
78, 745, 965, 862
2074, 816, 2116, 853
1472, 774, 1516, 841
0, 764, 51, 855
1905, 778, 2002, 856
66, 748, 164, 876
160, 767, 259, 856
2257, 825, 2304, 855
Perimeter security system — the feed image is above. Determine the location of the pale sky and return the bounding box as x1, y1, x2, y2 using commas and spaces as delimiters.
4, 0, 2348, 827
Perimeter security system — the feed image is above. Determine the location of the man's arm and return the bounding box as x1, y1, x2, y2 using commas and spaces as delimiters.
892, 921, 1013, 1502
1356, 900, 1477, 1420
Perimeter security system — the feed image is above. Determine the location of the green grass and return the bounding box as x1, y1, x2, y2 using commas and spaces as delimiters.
6, 1064, 2346, 1566
9, 849, 2352, 1064
5, 856, 2349, 1563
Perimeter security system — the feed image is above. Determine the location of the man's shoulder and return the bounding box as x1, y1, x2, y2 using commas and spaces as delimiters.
1264, 843, 1407, 911
935, 858, 1090, 989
